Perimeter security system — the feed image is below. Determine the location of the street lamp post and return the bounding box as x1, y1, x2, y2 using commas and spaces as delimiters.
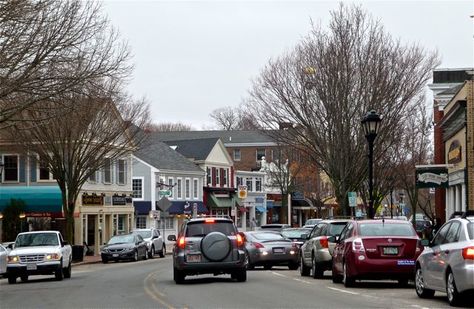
361, 110, 382, 219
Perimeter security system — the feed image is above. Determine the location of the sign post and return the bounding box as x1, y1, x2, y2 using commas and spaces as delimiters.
348, 192, 357, 218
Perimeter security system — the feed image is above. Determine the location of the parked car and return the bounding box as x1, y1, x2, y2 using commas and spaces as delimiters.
332, 219, 423, 287
100, 233, 148, 263
409, 213, 433, 238
259, 224, 291, 232
243, 231, 299, 270
415, 211, 474, 306
300, 219, 349, 278
133, 228, 166, 258
303, 218, 322, 229
168, 217, 246, 284
0, 244, 8, 277
281, 228, 311, 248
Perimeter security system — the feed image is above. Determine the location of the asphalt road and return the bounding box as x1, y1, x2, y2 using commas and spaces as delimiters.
0, 257, 471, 309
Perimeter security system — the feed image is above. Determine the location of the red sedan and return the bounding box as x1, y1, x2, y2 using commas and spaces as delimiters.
331, 219, 424, 287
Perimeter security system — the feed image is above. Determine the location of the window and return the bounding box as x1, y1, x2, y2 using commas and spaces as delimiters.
132, 178, 143, 199
168, 178, 174, 198
223, 169, 228, 186
135, 216, 147, 229
215, 168, 220, 185
103, 158, 112, 184
246, 178, 253, 192
236, 176, 243, 186
88, 170, 98, 183
445, 222, 461, 243
38, 158, 53, 181
256, 149, 266, 161
206, 167, 211, 185
117, 159, 127, 185
255, 177, 262, 191
193, 179, 198, 199
233, 149, 241, 161
432, 223, 451, 246
3, 155, 19, 182
177, 178, 182, 199
185, 178, 190, 199
118, 215, 125, 232
157, 217, 174, 229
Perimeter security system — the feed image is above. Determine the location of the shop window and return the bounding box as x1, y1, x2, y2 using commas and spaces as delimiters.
132, 178, 143, 199
233, 149, 241, 161
118, 215, 125, 233
136, 216, 147, 229
157, 217, 174, 229
3, 155, 19, 182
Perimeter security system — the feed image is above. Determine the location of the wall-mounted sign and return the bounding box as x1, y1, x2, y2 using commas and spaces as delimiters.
112, 196, 127, 205
82, 195, 104, 205
447, 140, 462, 164
415, 166, 449, 188
238, 185, 248, 199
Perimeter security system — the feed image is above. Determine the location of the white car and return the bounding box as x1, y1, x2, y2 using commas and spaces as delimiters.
133, 228, 166, 258
0, 244, 8, 276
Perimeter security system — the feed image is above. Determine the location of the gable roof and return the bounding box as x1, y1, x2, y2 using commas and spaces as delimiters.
163, 138, 219, 161
150, 130, 276, 145
135, 138, 204, 173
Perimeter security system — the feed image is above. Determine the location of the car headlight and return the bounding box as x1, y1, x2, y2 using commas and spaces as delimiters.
8, 256, 20, 264
45, 253, 61, 260
101, 248, 109, 253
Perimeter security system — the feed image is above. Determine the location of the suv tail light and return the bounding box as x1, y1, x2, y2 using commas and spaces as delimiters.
352, 238, 365, 253
236, 234, 244, 247
178, 237, 186, 249
253, 242, 264, 249
319, 236, 328, 248
462, 246, 474, 260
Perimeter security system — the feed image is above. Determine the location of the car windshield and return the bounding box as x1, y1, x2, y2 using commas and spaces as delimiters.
281, 229, 308, 238
467, 223, 474, 240
359, 223, 415, 237
305, 219, 321, 225
328, 223, 347, 236
108, 234, 135, 244
186, 221, 236, 237
15, 233, 59, 247
253, 232, 286, 241
134, 230, 151, 238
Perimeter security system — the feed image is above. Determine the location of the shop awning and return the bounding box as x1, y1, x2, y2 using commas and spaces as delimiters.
255, 206, 267, 213
0, 186, 63, 216
292, 198, 314, 210
167, 201, 208, 215
133, 201, 151, 215
207, 193, 233, 208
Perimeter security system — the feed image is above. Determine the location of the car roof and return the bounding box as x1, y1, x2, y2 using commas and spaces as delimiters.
353, 219, 411, 225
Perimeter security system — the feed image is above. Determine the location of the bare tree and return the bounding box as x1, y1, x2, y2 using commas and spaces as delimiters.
0, 0, 131, 127
210, 106, 260, 130
7, 90, 150, 243
146, 122, 194, 132
245, 4, 439, 215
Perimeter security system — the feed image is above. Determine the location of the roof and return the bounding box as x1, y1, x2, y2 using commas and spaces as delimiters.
149, 130, 277, 145
135, 138, 204, 172
438, 83, 463, 95
163, 138, 219, 161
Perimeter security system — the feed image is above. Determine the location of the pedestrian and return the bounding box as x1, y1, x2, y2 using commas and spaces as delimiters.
430, 217, 442, 240
250, 217, 257, 231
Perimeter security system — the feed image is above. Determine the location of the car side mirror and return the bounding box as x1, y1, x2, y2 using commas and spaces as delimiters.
152, 235, 158, 239
420, 239, 430, 247
62, 241, 69, 247
168, 235, 177, 242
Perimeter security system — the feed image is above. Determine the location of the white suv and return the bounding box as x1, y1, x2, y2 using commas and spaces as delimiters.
133, 228, 166, 258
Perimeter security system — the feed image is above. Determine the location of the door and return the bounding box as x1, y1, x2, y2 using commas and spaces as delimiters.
424, 222, 451, 289
0, 245, 7, 274
87, 214, 96, 248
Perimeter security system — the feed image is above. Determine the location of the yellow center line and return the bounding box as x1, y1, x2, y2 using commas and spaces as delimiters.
143, 271, 175, 309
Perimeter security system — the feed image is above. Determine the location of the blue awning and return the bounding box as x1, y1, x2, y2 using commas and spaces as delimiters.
133, 201, 152, 215
0, 186, 63, 216
167, 201, 208, 215
255, 206, 266, 213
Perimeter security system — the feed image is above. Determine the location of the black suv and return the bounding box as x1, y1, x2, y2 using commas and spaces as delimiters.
168, 217, 247, 284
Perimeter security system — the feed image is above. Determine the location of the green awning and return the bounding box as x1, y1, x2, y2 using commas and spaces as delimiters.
208, 193, 234, 208
0, 186, 63, 216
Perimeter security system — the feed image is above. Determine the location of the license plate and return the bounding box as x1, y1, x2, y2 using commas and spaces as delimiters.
273, 248, 285, 254
112, 254, 119, 257
26, 263, 37, 270
186, 254, 202, 263
383, 247, 398, 255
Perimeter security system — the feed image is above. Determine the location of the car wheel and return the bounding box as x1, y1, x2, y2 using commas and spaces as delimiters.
143, 249, 148, 260
133, 250, 139, 262
173, 267, 185, 284
64, 260, 72, 279
342, 261, 354, 287
55, 267, 64, 281
312, 255, 323, 279
20, 275, 28, 282
244, 251, 253, 270
415, 267, 435, 298
446, 270, 462, 306
231, 268, 247, 282
158, 245, 165, 258
148, 246, 155, 259
8, 276, 16, 284
300, 256, 310, 276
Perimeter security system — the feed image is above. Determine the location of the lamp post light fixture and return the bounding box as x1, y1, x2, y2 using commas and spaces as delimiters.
361, 110, 382, 219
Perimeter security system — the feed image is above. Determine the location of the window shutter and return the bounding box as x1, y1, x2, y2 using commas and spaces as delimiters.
124, 160, 128, 185
19, 156, 26, 182
220, 168, 224, 187
30, 156, 37, 182
230, 167, 234, 188
211, 167, 216, 187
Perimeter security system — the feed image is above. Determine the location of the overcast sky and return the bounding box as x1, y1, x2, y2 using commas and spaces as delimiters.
102, 0, 474, 129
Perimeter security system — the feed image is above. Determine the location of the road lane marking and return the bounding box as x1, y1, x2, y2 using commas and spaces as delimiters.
411, 305, 430, 309
143, 272, 175, 309
271, 271, 288, 278
327, 286, 360, 295
293, 278, 313, 284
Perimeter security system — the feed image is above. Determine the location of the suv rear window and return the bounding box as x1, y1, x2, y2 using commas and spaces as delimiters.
328, 222, 347, 236
186, 221, 236, 237
467, 223, 474, 240
359, 223, 415, 237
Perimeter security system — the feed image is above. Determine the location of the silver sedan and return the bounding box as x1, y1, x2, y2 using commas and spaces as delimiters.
243, 231, 299, 270
415, 212, 474, 306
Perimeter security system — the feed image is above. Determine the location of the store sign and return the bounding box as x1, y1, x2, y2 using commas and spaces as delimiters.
112, 196, 127, 205
415, 166, 449, 188
82, 195, 104, 205
238, 185, 248, 199
447, 140, 462, 164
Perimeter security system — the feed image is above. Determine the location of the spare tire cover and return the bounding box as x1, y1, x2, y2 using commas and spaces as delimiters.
200, 232, 231, 261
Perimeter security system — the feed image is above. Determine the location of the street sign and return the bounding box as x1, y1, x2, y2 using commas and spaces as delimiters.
348, 192, 357, 207
156, 197, 172, 212
159, 190, 172, 197
184, 202, 191, 214
238, 185, 248, 199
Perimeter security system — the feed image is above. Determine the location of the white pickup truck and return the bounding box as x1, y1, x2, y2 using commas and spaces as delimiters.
6, 231, 72, 284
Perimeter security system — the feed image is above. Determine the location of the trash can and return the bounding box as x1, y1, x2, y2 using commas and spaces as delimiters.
72, 245, 84, 262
